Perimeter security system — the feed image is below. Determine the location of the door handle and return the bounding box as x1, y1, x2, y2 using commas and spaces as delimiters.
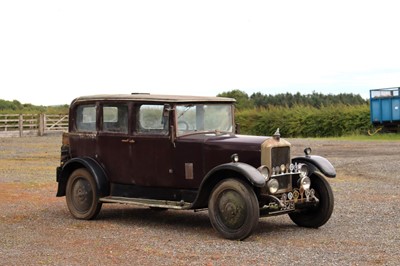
121, 139, 135, 143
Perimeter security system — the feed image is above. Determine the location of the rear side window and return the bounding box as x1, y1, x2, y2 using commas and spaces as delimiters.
76, 105, 96, 132
102, 104, 128, 133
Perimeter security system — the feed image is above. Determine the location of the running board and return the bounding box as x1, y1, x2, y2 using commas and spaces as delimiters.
99, 196, 192, 210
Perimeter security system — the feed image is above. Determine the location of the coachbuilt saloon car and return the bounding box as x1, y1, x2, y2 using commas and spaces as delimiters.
56, 94, 335, 240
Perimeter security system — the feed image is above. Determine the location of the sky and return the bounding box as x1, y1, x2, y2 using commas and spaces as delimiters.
1, 0, 399, 106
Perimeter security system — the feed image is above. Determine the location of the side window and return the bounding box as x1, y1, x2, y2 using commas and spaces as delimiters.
76, 105, 96, 132
137, 104, 169, 135
102, 104, 128, 134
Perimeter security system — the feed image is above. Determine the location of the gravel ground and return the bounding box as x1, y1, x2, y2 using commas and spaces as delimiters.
0, 135, 399, 265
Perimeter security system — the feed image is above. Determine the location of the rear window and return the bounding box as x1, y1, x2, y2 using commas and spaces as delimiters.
102, 104, 128, 133
76, 105, 96, 132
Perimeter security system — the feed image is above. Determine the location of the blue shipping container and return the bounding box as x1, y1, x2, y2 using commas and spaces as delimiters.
370, 87, 400, 125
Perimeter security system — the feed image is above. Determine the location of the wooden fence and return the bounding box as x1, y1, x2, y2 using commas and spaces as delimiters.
0, 114, 68, 137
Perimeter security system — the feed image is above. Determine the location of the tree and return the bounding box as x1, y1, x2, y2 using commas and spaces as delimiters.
217, 90, 253, 110
218, 90, 368, 109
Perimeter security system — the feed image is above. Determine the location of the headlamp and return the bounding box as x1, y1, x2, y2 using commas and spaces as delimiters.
258, 166, 270, 181
267, 178, 279, 194
298, 163, 309, 177
299, 176, 311, 190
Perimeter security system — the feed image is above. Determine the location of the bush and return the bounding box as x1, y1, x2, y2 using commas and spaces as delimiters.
0, 98, 69, 114
236, 104, 371, 137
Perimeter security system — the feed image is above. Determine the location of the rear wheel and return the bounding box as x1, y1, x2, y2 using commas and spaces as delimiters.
289, 173, 334, 228
208, 178, 259, 240
66, 168, 102, 220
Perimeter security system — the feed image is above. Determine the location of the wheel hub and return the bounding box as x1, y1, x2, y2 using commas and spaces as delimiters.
225, 202, 238, 217
76, 185, 88, 202
72, 179, 92, 211
218, 191, 246, 229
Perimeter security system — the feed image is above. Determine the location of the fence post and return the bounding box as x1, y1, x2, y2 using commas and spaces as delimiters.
38, 114, 45, 136
19, 114, 23, 137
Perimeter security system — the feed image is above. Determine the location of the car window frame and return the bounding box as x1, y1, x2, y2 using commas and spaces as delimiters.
74, 103, 98, 133
135, 103, 170, 136
100, 102, 130, 135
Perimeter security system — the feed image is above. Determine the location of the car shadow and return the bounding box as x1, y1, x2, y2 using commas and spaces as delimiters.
51, 202, 317, 241
98, 205, 212, 231
95, 205, 304, 240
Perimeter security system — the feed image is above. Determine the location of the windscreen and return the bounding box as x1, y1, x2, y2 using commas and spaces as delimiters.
175, 104, 233, 136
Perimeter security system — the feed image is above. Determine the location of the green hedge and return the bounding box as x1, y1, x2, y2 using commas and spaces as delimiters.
236, 104, 371, 137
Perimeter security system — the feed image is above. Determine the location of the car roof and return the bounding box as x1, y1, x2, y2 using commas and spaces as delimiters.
71, 93, 236, 104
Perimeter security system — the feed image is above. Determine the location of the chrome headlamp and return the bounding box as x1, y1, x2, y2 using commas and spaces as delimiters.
299, 176, 311, 190
298, 163, 309, 177
267, 178, 279, 194
258, 165, 270, 181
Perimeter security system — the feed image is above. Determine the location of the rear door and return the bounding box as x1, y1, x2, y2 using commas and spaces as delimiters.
96, 103, 132, 184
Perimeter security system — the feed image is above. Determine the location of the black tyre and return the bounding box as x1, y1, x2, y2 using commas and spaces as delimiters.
289, 173, 334, 228
208, 178, 259, 240
66, 168, 102, 220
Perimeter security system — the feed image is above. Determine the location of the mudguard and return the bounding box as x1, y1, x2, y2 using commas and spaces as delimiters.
190, 162, 265, 209
56, 157, 110, 197
206, 162, 266, 187
292, 155, 336, 178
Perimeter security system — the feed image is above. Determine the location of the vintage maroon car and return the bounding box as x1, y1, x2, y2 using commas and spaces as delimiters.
56, 94, 335, 240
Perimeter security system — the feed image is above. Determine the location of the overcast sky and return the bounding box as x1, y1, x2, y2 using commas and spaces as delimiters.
1, 0, 399, 106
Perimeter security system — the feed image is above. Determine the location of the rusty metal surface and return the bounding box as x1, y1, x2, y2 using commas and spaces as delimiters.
71, 94, 235, 104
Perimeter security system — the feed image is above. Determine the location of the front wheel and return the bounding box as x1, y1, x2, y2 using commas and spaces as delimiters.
289, 173, 334, 228
66, 168, 102, 220
208, 178, 259, 240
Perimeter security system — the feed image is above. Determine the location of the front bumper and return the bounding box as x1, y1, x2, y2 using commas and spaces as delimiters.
259, 187, 319, 216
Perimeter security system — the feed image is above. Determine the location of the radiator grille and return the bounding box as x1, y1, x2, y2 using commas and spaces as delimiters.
260, 139, 293, 194
271, 146, 292, 193
271, 146, 290, 167
276, 174, 292, 193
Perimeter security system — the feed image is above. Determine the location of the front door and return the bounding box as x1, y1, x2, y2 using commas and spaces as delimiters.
130, 135, 174, 187
128, 104, 174, 187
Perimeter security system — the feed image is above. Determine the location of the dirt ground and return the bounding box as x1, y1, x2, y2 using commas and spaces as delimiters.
0, 135, 399, 265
